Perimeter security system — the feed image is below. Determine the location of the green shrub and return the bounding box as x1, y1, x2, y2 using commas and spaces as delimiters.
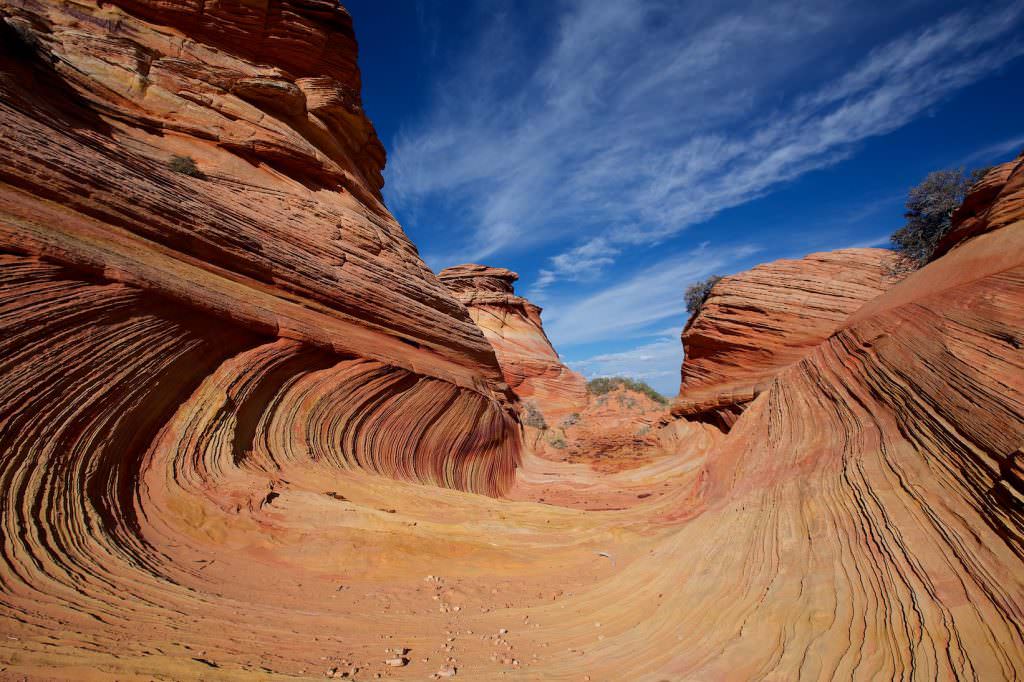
169, 154, 203, 178
586, 377, 667, 405
548, 434, 567, 450
890, 167, 989, 270
561, 413, 580, 428
684, 275, 723, 316
521, 401, 547, 430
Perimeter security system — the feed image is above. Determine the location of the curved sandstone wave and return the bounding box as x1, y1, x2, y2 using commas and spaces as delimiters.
680, 221, 1024, 679
439, 264, 588, 422
2, 2, 1024, 680
673, 247, 898, 429
0, 0, 518, 490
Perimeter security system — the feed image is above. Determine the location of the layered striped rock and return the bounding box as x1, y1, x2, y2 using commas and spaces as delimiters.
672, 248, 898, 430
2, 2, 1024, 679
439, 264, 588, 422
0, 2, 523, 668
0, 0, 519, 490
936, 153, 1024, 259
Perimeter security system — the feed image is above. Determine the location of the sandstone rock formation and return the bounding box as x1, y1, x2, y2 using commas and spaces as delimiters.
679, 216, 1024, 680
937, 154, 1024, 259
558, 385, 670, 472
0, 1, 525, 671
2, 2, 1024, 680
672, 248, 898, 429
0, 0, 520, 494
439, 263, 588, 422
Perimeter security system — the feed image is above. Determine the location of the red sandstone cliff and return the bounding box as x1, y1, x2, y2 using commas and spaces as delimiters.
655, 169, 1024, 678
672, 248, 898, 429
2, 3, 1023, 679
439, 263, 588, 422
0, 0, 522, 510
936, 155, 1024, 258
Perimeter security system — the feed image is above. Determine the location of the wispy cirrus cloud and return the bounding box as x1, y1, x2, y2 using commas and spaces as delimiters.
961, 133, 1024, 166
844, 233, 893, 250
389, 0, 1024, 283
530, 237, 619, 297
542, 242, 760, 346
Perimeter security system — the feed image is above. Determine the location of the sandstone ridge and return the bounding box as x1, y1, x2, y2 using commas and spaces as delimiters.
440, 263, 588, 422
672, 247, 898, 430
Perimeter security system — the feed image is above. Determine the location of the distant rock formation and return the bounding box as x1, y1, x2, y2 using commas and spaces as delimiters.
440, 264, 588, 422
672, 248, 898, 430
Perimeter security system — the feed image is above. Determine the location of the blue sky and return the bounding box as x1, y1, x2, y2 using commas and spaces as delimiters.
344, 0, 1024, 395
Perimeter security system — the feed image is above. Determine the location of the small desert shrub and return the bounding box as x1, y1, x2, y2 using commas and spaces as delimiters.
169, 154, 203, 178
586, 377, 667, 405
561, 413, 581, 428
548, 434, 567, 450
890, 167, 989, 270
684, 275, 723, 316
521, 401, 547, 430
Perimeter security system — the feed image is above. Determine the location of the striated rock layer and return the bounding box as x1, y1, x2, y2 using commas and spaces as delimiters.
0, 0, 520, 494
937, 154, 1024, 259
672, 247, 898, 430
0, 1, 524, 671
439, 263, 588, 422
2, 2, 1024, 680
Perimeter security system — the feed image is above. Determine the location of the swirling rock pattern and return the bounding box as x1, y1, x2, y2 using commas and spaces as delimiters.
682, 221, 1024, 679
0, 1, 526, 675
2, 2, 1024, 680
0, 0, 519, 490
673, 248, 898, 430
439, 264, 588, 422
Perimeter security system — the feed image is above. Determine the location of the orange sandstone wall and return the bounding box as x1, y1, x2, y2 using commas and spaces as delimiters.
672, 248, 897, 429
439, 264, 588, 422
0, 0, 520, 502
625, 165, 1024, 678
936, 154, 1024, 258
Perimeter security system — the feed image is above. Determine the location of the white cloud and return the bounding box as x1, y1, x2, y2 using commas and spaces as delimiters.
845, 233, 893, 249
389, 0, 1024, 286
528, 236, 619, 297
961, 134, 1024, 166
569, 336, 684, 397
542, 242, 760, 346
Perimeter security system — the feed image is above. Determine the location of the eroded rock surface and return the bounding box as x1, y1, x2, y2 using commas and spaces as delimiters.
2, 3, 1023, 680
0, 0, 520, 491
439, 263, 588, 422
937, 154, 1024, 258
685, 220, 1024, 679
672, 248, 898, 429
0, 1, 526, 669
